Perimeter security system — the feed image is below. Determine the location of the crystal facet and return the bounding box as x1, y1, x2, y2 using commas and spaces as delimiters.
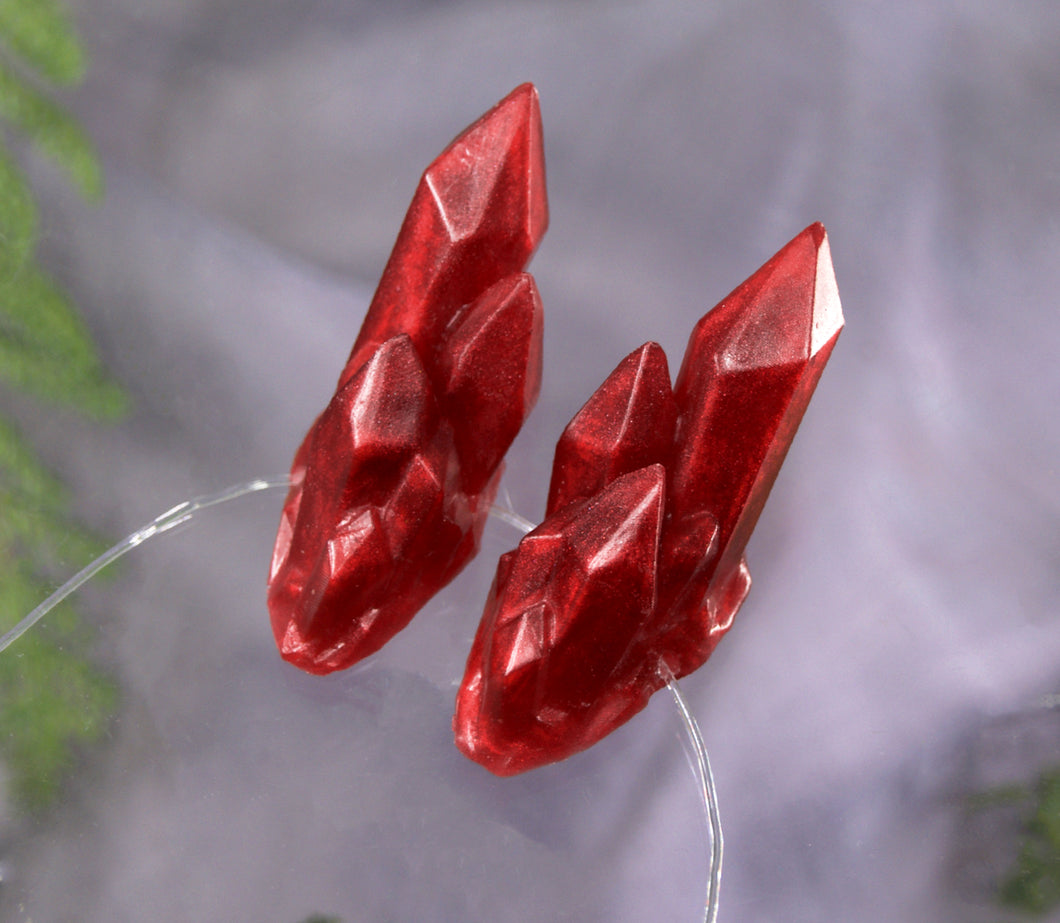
455, 223, 842, 774
269, 85, 547, 674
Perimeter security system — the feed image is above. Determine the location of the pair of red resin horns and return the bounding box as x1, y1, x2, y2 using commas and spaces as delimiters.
267, 84, 843, 776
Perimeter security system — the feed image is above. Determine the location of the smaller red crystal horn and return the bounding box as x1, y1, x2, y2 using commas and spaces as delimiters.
454, 223, 843, 775
268, 85, 548, 674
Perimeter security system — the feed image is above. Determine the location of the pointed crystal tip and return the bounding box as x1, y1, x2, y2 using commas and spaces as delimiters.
809, 224, 843, 356
712, 222, 843, 374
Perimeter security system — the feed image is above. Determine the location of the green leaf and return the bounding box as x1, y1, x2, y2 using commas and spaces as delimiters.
0, 334, 127, 417
0, 0, 122, 820
0, 59, 101, 199
3, 259, 102, 360
0, 555, 118, 814
0, 487, 109, 572
1035, 770, 1060, 847
0, 414, 65, 511
0, 264, 128, 419
999, 767, 1060, 914
0, 0, 86, 85
0, 145, 37, 275
0, 622, 117, 811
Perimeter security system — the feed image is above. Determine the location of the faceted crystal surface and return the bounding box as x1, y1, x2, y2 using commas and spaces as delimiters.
455, 466, 665, 775
341, 83, 547, 385
546, 342, 676, 516
456, 223, 843, 775
269, 85, 548, 674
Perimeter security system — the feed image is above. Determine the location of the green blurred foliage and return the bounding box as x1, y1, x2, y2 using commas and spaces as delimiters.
999, 767, 1060, 915
0, 59, 102, 199
0, 1, 125, 815
0, 258, 127, 416
0, 0, 86, 85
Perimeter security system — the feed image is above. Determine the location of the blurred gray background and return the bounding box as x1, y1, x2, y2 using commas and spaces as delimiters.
7, 0, 1060, 920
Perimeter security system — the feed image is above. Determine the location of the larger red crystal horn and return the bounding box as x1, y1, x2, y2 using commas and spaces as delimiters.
268, 85, 548, 675
455, 223, 842, 775
341, 82, 548, 385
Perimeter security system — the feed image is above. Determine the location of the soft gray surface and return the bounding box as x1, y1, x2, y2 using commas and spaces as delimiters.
5, 1, 1059, 920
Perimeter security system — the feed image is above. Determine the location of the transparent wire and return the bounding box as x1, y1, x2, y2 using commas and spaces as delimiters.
0, 475, 291, 654
497, 502, 723, 922
1, 476, 722, 920
665, 664, 724, 923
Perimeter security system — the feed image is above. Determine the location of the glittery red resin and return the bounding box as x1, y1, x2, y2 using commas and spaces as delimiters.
268, 84, 547, 674
455, 223, 843, 775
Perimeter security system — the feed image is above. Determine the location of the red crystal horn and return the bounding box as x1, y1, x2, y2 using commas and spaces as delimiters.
454, 223, 843, 775
268, 84, 548, 675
